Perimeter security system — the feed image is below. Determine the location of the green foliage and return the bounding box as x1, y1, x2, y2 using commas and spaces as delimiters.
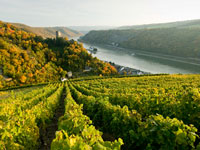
73, 75, 200, 127
81, 27, 200, 58
0, 83, 64, 149
69, 75, 200, 149
45, 38, 117, 74
51, 84, 123, 149
2, 74, 200, 149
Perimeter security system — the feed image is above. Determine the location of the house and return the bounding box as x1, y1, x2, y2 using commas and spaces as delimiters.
111, 42, 119, 47
67, 71, 72, 78
83, 66, 92, 72
137, 71, 143, 75
4, 77, 12, 82
61, 77, 68, 82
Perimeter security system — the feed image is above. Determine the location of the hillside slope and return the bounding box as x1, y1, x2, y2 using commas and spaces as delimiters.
11, 22, 82, 38
1, 74, 200, 149
0, 21, 117, 88
69, 26, 117, 34
81, 19, 200, 58
119, 19, 200, 30
71, 74, 200, 149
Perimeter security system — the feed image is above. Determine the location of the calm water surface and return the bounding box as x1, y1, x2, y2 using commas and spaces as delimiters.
71, 37, 200, 74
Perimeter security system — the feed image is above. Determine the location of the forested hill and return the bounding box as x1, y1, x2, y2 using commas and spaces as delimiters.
81, 20, 200, 58
69, 26, 116, 34
11, 22, 82, 38
0, 21, 117, 88
118, 19, 200, 30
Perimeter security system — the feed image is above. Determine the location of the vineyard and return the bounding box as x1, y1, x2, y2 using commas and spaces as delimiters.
1, 74, 200, 149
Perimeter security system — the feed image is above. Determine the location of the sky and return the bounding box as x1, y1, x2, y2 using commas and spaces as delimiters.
1, 0, 200, 27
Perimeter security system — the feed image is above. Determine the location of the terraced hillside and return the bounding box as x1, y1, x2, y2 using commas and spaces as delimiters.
1, 74, 200, 149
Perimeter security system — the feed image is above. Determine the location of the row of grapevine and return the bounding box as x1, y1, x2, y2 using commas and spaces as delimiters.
72, 81, 200, 129
69, 82, 198, 149
0, 83, 64, 149
0, 84, 58, 122
0, 84, 52, 103
1, 74, 200, 149
70, 74, 169, 82
73, 75, 200, 128
51, 83, 123, 149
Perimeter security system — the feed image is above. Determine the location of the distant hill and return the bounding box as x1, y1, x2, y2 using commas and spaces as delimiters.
118, 19, 200, 30
81, 19, 200, 58
69, 26, 117, 34
10, 23, 83, 38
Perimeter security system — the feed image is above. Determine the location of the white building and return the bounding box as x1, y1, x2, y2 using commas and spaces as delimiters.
61, 77, 68, 82
67, 71, 72, 78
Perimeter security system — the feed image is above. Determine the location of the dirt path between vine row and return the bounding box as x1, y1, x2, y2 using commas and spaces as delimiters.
39, 88, 66, 150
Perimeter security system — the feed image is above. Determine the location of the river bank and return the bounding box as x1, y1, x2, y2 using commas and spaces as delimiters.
77, 39, 200, 74
73, 37, 150, 75
80, 40, 200, 66
107, 61, 151, 75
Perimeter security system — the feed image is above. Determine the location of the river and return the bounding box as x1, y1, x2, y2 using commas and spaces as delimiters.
71, 37, 200, 74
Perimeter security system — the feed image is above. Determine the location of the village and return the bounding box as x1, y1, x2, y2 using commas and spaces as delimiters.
108, 62, 151, 75
60, 62, 151, 82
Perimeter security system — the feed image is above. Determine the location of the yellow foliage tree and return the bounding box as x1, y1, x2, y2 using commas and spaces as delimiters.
20, 75, 27, 83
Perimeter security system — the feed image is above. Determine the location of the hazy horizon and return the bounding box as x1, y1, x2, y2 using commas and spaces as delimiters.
1, 0, 200, 27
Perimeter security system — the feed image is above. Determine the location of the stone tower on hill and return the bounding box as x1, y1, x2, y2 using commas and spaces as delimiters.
56, 31, 61, 39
